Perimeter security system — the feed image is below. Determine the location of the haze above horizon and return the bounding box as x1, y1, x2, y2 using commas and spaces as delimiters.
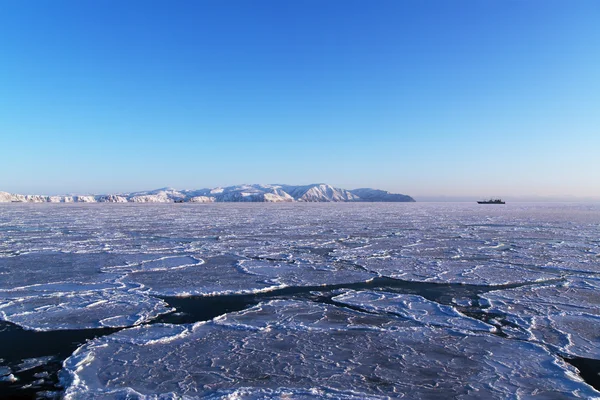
1, 1, 598, 200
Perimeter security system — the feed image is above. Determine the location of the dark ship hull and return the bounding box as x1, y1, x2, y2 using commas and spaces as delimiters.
477, 199, 505, 204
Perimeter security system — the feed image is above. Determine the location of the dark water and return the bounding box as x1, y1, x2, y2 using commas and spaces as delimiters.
564, 357, 600, 392
0, 323, 118, 399
4, 277, 596, 399
155, 277, 537, 324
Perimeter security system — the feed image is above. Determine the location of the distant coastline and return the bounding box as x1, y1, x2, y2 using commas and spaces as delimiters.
0, 184, 415, 203
414, 195, 600, 203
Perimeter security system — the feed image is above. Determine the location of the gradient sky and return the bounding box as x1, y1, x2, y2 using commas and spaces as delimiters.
1, 0, 599, 199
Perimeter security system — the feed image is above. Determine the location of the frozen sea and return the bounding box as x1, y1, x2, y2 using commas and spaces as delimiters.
0, 202, 599, 399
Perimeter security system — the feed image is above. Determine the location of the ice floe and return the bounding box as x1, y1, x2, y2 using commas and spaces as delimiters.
332, 290, 495, 332
0, 288, 172, 331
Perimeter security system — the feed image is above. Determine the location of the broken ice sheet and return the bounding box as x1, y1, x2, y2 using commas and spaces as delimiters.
0, 202, 599, 396
332, 290, 495, 332
352, 255, 559, 286
101, 255, 204, 273
121, 255, 284, 297
0, 251, 174, 293
15, 356, 55, 373
61, 300, 598, 399
0, 289, 172, 331
481, 278, 600, 358
236, 259, 374, 287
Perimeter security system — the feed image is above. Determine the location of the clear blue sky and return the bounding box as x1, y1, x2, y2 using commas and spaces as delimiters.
1, 0, 599, 199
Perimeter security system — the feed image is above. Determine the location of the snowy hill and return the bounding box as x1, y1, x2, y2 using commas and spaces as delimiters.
350, 188, 415, 203
279, 184, 360, 202
0, 185, 415, 203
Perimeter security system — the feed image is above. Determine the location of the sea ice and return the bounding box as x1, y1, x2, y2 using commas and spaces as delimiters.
332, 290, 495, 332
0, 288, 172, 331
481, 278, 600, 358
122, 255, 283, 297
15, 356, 56, 373
0, 202, 599, 397
61, 300, 599, 399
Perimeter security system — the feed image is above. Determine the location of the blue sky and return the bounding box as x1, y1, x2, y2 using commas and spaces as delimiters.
1, 0, 598, 199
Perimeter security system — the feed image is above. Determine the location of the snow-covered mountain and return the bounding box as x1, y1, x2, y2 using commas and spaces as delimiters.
0, 185, 415, 203
349, 188, 415, 203
279, 184, 360, 202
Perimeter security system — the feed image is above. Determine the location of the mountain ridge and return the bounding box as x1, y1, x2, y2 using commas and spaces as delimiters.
0, 184, 415, 203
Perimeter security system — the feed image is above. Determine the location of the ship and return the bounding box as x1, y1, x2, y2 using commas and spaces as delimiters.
477, 199, 505, 204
